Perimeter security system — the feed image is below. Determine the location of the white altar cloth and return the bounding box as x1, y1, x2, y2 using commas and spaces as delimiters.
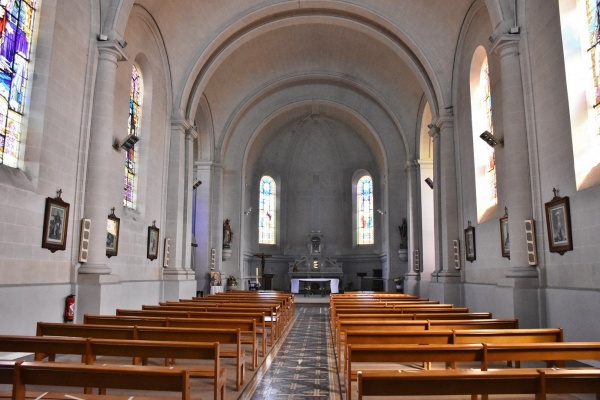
291, 278, 339, 294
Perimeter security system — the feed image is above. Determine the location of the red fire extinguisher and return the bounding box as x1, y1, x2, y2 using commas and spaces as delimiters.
64, 294, 75, 322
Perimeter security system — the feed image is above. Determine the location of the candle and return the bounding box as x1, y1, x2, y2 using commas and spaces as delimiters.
256, 267, 259, 281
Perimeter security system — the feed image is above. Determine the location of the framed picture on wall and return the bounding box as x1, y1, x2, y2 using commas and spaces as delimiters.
41, 192, 70, 253
106, 209, 120, 258
464, 221, 476, 262
545, 190, 573, 255
499, 209, 510, 259
147, 222, 160, 261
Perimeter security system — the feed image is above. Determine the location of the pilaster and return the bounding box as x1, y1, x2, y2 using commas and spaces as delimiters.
79, 42, 128, 275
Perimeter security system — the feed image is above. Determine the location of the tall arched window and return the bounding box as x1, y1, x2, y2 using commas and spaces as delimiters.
470, 47, 497, 221
0, 0, 37, 168
357, 175, 374, 245
259, 175, 276, 244
124, 64, 143, 208
559, 0, 600, 189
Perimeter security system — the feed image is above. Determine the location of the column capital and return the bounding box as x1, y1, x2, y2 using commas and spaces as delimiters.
97, 41, 129, 62
404, 159, 419, 171
171, 118, 195, 132
491, 34, 520, 57
185, 126, 199, 140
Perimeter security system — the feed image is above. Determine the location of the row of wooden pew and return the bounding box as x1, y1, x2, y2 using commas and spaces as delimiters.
0, 290, 294, 400
329, 292, 600, 400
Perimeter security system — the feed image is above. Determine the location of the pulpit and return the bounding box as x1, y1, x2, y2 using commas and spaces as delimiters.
262, 273, 274, 290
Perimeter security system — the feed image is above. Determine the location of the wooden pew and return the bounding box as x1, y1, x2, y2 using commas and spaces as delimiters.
356, 368, 600, 400
356, 368, 542, 400
483, 342, 600, 370
84, 314, 167, 327
428, 319, 519, 330
114, 309, 270, 357
135, 326, 245, 391
87, 339, 225, 400
342, 330, 455, 379
36, 322, 136, 341
145, 304, 282, 344
11, 361, 192, 400
36, 322, 245, 391
336, 320, 429, 362
166, 318, 258, 370
0, 335, 88, 362
346, 343, 485, 400
453, 328, 564, 345
539, 369, 600, 399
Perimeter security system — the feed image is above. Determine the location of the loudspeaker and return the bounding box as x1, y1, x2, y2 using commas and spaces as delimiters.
78, 219, 91, 263
413, 249, 420, 272
163, 237, 170, 268
524, 219, 538, 266
210, 248, 216, 270
453, 239, 461, 270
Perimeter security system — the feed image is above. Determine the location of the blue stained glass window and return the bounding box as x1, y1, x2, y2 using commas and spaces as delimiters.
259, 176, 276, 244
357, 175, 374, 245
124, 65, 142, 208
0, 0, 36, 168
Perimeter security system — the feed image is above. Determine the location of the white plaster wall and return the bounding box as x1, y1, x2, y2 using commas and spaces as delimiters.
545, 287, 600, 342
0, 284, 72, 335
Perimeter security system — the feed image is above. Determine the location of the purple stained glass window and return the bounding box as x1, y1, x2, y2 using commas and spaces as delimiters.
0, 0, 36, 168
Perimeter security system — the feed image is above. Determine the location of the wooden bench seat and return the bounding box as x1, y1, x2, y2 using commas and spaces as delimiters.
357, 368, 600, 400
346, 343, 485, 400
134, 326, 245, 391
0, 335, 88, 362
87, 339, 225, 400
10, 361, 193, 400
166, 318, 258, 370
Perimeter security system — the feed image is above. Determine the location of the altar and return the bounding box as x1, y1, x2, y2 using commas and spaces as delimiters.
291, 278, 339, 294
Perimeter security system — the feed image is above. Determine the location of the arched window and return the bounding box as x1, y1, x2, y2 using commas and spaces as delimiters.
259, 175, 276, 244
356, 175, 374, 245
470, 47, 497, 221
0, 0, 37, 168
124, 64, 143, 208
559, 0, 600, 189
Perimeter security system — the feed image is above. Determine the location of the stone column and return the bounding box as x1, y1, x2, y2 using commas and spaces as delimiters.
163, 119, 194, 277
492, 35, 537, 278
491, 35, 540, 326
428, 124, 442, 279
436, 116, 460, 279
79, 42, 127, 275
403, 159, 421, 295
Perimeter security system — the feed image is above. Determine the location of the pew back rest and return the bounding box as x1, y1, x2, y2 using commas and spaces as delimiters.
452, 328, 564, 344
11, 361, 191, 400
36, 322, 136, 340
0, 335, 88, 362
87, 338, 219, 365
84, 314, 167, 327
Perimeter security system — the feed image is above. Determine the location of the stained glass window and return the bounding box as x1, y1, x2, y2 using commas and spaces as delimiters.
124, 64, 142, 208
558, 0, 600, 189
0, 0, 36, 168
587, 0, 600, 133
480, 58, 498, 205
357, 175, 374, 245
470, 48, 498, 220
259, 176, 276, 244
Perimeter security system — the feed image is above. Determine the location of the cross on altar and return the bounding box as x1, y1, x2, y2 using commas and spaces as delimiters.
253, 253, 272, 276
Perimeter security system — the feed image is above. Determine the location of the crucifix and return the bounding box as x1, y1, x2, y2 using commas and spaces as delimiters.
253, 253, 272, 276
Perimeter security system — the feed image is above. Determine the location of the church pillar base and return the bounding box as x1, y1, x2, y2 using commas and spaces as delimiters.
76, 274, 121, 322
429, 275, 462, 306
494, 276, 541, 328
162, 278, 196, 302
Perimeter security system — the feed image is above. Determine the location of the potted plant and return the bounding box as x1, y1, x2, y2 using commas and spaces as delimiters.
226, 274, 237, 290
393, 276, 404, 292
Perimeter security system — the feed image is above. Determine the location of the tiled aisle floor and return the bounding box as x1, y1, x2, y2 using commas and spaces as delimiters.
243, 304, 342, 400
